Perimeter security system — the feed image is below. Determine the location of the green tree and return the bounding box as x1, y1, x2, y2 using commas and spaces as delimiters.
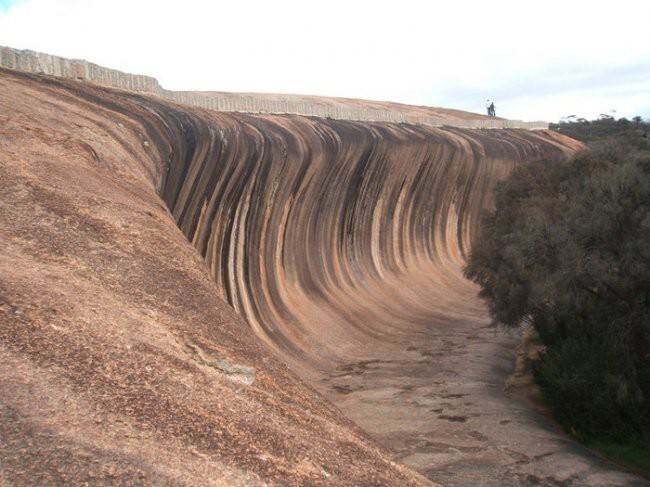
465, 118, 650, 443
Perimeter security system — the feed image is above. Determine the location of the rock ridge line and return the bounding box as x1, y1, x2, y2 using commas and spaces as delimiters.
0, 45, 548, 130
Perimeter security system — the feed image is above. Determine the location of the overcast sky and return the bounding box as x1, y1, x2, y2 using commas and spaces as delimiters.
1, 0, 649, 122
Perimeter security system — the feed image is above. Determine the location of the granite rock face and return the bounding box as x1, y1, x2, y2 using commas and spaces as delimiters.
0, 68, 430, 486
1, 64, 645, 486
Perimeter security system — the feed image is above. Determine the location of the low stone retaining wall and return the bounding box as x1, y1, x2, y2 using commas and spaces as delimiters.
0, 46, 548, 130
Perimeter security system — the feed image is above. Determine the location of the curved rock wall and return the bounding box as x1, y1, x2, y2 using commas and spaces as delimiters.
153, 107, 574, 371
7, 67, 629, 486
0, 68, 432, 486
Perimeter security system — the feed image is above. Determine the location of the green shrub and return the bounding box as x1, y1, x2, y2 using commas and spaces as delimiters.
465, 116, 650, 444
533, 338, 648, 442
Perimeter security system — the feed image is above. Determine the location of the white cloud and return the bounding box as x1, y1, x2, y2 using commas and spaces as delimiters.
1, 0, 649, 122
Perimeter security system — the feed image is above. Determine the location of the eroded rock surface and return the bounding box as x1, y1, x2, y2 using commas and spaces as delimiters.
1, 66, 645, 486
0, 69, 428, 486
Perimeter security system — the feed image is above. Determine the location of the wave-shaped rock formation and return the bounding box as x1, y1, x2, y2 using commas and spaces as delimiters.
1, 60, 644, 486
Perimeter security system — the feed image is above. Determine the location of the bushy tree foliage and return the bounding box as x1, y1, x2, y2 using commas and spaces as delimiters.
465, 118, 650, 442
551, 115, 649, 150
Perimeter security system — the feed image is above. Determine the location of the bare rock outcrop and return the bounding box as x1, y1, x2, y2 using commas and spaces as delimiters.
0, 60, 645, 486
0, 68, 429, 486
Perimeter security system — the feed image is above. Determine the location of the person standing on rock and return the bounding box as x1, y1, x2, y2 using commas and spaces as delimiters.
485, 100, 496, 117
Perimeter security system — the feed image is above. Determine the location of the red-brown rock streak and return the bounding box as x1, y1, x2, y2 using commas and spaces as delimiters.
1, 66, 644, 486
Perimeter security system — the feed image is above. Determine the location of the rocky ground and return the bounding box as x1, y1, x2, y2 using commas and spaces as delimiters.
321, 305, 646, 486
